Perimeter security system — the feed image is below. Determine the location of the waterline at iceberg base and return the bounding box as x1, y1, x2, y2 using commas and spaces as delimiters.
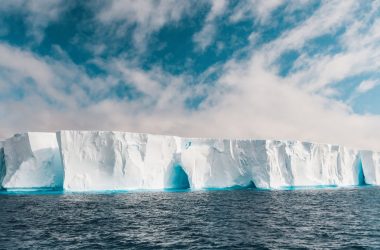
0, 130, 379, 193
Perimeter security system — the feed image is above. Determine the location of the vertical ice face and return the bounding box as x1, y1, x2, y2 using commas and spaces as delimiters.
360, 150, 380, 185
336, 146, 363, 186
294, 141, 340, 187
1, 133, 63, 189
265, 140, 294, 188
217, 141, 364, 189
58, 131, 145, 191
263, 142, 363, 188
57, 131, 182, 191
181, 139, 252, 189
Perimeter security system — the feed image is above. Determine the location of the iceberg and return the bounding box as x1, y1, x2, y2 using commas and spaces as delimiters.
1, 133, 63, 189
0, 130, 379, 192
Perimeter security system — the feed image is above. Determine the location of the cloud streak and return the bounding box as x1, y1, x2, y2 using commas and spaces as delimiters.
1, 0, 380, 152
97, 0, 195, 51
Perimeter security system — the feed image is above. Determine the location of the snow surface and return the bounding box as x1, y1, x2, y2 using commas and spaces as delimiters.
0, 130, 379, 191
1, 133, 63, 189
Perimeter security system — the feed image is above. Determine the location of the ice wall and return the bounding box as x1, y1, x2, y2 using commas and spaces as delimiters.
181, 139, 259, 189
1, 133, 63, 189
58, 131, 182, 191
359, 150, 380, 185
263, 141, 363, 188
180, 139, 363, 189
0, 130, 379, 192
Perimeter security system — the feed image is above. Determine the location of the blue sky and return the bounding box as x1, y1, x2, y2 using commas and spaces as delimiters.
1, 0, 380, 150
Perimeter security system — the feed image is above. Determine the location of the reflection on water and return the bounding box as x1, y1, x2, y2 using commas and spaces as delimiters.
0, 187, 380, 249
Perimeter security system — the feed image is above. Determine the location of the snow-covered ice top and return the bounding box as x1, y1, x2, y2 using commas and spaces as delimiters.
1, 130, 380, 192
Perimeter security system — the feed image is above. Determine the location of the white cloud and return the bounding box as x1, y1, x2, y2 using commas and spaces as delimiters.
97, 0, 194, 51
357, 80, 379, 94
191, 53, 380, 150
230, 0, 284, 23
193, 0, 227, 51
257, 0, 380, 98
265, 0, 357, 58
3, 0, 380, 153
0, 44, 64, 101
0, 42, 195, 139
188, 0, 380, 150
193, 0, 286, 51
0, 0, 67, 42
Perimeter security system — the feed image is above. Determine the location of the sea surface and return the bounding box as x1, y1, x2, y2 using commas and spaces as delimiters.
0, 187, 380, 249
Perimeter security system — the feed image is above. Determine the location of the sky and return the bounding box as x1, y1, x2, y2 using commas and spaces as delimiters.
1, 0, 380, 150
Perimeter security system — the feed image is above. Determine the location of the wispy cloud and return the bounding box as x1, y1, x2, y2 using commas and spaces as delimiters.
229, 0, 284, 23
2, 0, 380, 152
97, 0, 195, 51
356, 80, 379, 94
193, 0, 227, 51
0, 0, 67, 42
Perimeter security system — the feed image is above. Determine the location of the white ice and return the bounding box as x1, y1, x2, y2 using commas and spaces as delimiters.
0, 130, 378, 191
1, 133, 63, 189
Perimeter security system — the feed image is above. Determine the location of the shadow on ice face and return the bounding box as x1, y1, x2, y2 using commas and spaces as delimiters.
165, 164, 190, 190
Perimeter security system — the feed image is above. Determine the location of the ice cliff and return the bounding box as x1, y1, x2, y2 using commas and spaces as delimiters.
1, 130, 380, 192
1, 133, 63, 189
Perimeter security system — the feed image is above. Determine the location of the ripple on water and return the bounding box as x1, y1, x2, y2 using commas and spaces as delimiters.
1, 187, 380, 249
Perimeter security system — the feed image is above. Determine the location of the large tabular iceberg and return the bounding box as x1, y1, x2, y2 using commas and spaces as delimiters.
0, 130, 379, 192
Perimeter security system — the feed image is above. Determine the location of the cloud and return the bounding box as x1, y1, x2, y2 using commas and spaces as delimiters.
187, 0, 380, 150
0, 0, 67, 42
97, 0, 194, 51
347, 79, 380, 105
192, 53, 380, 150
2, 0, 380, 153
229, 0, 285, 23
260, 0, 380, 97
0, 43, 62, 101
193, 0, 227, 51
193, 0, 287, 51
356, 80, 379, 94
0, 42, 196, 139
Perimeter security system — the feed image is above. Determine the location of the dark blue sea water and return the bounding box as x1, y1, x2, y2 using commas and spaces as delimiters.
1, 187, 380, 249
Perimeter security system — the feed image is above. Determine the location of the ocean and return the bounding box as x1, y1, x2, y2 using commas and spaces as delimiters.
1, 187, 379, 249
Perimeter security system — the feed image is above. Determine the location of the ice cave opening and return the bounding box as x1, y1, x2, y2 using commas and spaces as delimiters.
246, 180, 257, 188
357, 159, 366, 186
166, 164, 190, 190
0, 147, 5, 188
